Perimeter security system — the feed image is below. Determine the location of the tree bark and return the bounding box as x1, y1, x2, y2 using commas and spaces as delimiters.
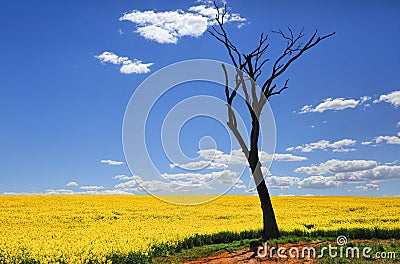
253, 165, 280, 239
248, 114, 280, 240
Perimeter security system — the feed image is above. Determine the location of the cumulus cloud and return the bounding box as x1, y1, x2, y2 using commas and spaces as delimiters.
170, 149, 306, 171
299, 97, 363, 114
362, 131, 400, 146
3, 189, 132, 196
119, 3, 245, 44
286, 139, 356, 153
361, 141, 372, 145
114, 175, 133, 181
162, 170, 239, 186
373, 90, 400, 107
295, 159, 377, 175
355, 183, 379, 191
114, 176, 178, 192
112, 168, 247, 194
335, 165, 400, 182
273, 153, 307, 161
80, 185, 104, 191
114, 172, 237, 193
66, 181, 78, 187
45, 189, 75, 195
290, 160, 400, 190
265, 176, 300, 189
297, 176, 340, 189
374, 135, 400, 145
110, 158, 400, 192
101, 159, 124, 166
170, 160, 228, 170
360, 96, 371, 104
96, 51, 153, 74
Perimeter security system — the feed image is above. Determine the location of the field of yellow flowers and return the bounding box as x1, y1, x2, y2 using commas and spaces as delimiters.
0, 195, 399, 263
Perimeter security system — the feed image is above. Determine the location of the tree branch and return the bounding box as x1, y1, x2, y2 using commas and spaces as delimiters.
222, 64, 249, 158
262, 29, 335, 97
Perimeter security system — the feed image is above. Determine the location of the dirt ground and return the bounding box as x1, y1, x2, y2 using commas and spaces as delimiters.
184, 242, 317, 263
183, 239, 399, 264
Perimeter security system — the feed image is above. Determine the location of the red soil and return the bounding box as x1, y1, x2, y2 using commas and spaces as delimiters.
184, 242, 317, 263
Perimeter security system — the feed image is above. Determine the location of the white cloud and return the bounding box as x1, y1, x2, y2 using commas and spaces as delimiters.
96, 51, 153, 74
332, 148, 356, 153
355, 183, 379, 191
295, 159, 377, 175
265, 176, 300, 189
136, 24, 180, 43
120, 10, 207, 44
96, 51, 128, 64
373, 90, 400, 107
397, 121, 400, 128
170, 149, 306, 172
162, 170, 239, 186
2, 192, 38, 196
361, 141, 372, 145
273, 153, 307, 161
101, 189, 133, 195
375, 135, 400, 145
325, 159, 377, 173
3, 189, 132, 196
45, 189, 75, 195
298, 176, 340, 189
113, 169, 247, 193
335, 165, 400, 182
200, 149, 306, 164
114, 173, 220, 193
119, 4, 245, 44
286, 139, 356, 153
360, 96, 371, 104
362, 131, 400, 146
188, 5, 220, 20
384, 160, 398, 166
115, 177, 176, 192
80, 185, 104, 191
114, 175, 133, 181
101, 159, 124, 166
299, 98, 360, 114
290, 161, 400, 190
170, 160, 227, 170
120, 59, 153, 74
285, 147, 295, 152
66, 181, 78, 187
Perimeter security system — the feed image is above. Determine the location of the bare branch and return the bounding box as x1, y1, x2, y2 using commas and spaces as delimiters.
262, 29, 335, 97
208, 1, 243, 69
222, 64, 240, 105
226, 106, 249, 159
268, 79, 289, 97
222, 64, 249, 158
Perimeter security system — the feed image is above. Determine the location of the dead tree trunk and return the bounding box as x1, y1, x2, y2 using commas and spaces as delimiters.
210, 1, 334, 241
254, 168, 280, 239
248, 115, 280, 239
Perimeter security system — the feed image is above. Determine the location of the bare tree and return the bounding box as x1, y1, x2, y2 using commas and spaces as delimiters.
209, 3, 335, 239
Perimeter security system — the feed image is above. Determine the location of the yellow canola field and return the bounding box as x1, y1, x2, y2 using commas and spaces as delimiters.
0, 195, 399, 263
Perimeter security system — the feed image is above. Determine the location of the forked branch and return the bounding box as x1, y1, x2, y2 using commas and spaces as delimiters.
209, 0, 335, 107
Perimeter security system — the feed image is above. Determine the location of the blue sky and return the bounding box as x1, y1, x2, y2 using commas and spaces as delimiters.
0, 0, 399, 198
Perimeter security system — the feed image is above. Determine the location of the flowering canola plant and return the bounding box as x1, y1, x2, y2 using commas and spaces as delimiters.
0, 195, 399, 263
